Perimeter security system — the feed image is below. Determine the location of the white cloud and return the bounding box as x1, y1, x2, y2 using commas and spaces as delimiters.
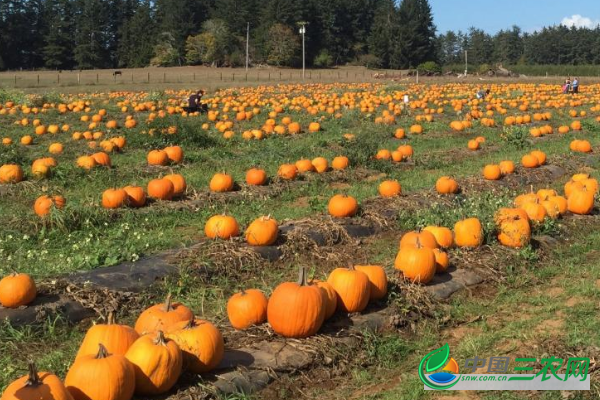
561, 14, 600, 29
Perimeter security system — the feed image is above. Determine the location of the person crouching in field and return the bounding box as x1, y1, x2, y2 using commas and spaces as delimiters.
476, 88, 490, 100
184, 90, 206, 113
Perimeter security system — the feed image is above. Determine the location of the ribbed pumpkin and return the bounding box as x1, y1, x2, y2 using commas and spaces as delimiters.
0, 273, 37, 308
328, 194, 358, 218
125, 331, 182, 395
102, 188, 128, 209
1, 362, 73, 400
567, 188, 594, 215
209, 173, 234, 192
245, 216, 278, 246
91, 152, 111, 167
423, 226, 454, 248
65, 344, 135, 400
278, 164, 298, 180
495, 208, 531, 248
327, 265, 371, 313
246, 168, 267, 186
147, 150, 168, 166
134, 294, 193, 335
399, 230, 438, 249
123, 186, 146, 208
205, 215, 239, 239
354, 265, 388, 301
147, 178, 174, 200
0, 164, 24, 183
435, 176, 459, 194
76, 314, 139, 360
394, 240, 436, 284
164, 146, 183, 164
226, 289, 268, 330
453, 218, 483, 248
309, 280, 337, 320
378, 180, 402, 197
164, 174, 186, 197
267, 267, 326, 338
166, 319, 224, 373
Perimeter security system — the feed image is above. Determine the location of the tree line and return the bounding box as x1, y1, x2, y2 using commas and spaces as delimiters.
0, 0, 599, 72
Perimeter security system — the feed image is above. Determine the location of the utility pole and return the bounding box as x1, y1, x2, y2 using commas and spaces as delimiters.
464, 50, 468, 76
298, 22, 308, 79
245, 22, 250, 72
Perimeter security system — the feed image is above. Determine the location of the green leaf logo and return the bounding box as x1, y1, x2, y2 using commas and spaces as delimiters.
425, 343, 450, 372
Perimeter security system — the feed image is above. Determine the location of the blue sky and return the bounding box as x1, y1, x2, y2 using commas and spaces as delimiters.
430, 0, 600, 34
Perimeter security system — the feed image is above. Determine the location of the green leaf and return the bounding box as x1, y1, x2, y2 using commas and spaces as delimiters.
425, 343, 450, 372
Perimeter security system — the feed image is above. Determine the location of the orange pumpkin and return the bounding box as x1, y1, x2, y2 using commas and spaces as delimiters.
245, 216, 278, 246
204, 215, 240, 239
0, 273, 37, 308
134, 294, 193, 335
226, 289, 268, 330
327, 265, 371, 313
328, 194, 358, 218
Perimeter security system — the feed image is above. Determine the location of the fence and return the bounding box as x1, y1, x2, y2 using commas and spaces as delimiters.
0, 69, 408, 90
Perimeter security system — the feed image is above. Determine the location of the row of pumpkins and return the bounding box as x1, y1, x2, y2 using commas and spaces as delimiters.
1, 263, 388, 400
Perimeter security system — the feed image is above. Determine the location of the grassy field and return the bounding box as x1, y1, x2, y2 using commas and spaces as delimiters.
0, 79, 599, 398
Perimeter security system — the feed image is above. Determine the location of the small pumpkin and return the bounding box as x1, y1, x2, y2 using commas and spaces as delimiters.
435, 176, 459, 194
147, 150, 169, 166
332, 156, 350, 170
147, 178, 174, 200
567, 188, 594, 215
246, 168, 267, 186
521, 154, 540, 168
378, 180, 401, 197
267, 266, 326, 338
164, 174, 186, 197
226, 289, 268, 330
309, 280, 337, 320
166, 318, 224, 373
76, 156, 96, 170
433, 249, 450, 273
164, 146, 184, 164
245, 216, 278, 246
102, 188, 128, 209
134, 294, 194, 335
123, 186, 146, 208
125, 331, 183, 395
483, 164, 502, 180
295, 159, 314, 173
423, 226, 454, 249
328, 194, 358, 218
65, 344, 135, 400
209, 173, 234, 192
499, 160, 515, 175
0, 164, 24, 184
327, 265, 371, 313
495, 208, 531, 248
312, 157, 329, 173
205, 215, 240, 239
0, 273, 37, 308
2, 362, 73, 400
399, 230, 438, 249
91, 152, 111, 167
354, 265, 388, 301
34, 195, 65, 216
278, 163, 298, 180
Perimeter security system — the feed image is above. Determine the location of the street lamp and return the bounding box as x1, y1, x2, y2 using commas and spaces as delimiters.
298, 22, 308, 79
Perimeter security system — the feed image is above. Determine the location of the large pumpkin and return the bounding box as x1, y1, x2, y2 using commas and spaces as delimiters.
0, 273, 37, 308
147, 178, 174, 200
399, 230, 438, 249
147, 150, 168, 166
567, 188, 594, 215
134, 294, 194, 335
166, 319, 224, 373
125, 331, 183, 395
394, 241, 436, 284
328, 194, 358, 218
495, 208, 531, 248
1, 362, 73, 400
102, 188, 128, 209
76, 314, 139, 360
354, 265, 388, 301
0, 164, 24, 184
209, 173, 234, 192
327, 265, 371, 313
226, 289, 268, 330
267, 267, 326, 338
453, 218, 483, 248
245, 216, 278, 246
65, 344, 135, 400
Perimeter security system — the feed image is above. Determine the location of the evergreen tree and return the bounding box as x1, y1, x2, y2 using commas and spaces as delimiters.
43, 0, 75, 69
73, 0, 111, 69
396, 0, 436, 68
367, 0, 398, 68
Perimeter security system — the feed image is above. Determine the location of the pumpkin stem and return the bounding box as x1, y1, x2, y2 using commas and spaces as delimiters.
184, 319, 195, 330
297, 266, 308, 286
164, 293, 173, 312
154, 331, 167, 346
346, 262, 355, 271
25, 362, 42, 387
96, 343, 109, 359
107, 311, 115, 325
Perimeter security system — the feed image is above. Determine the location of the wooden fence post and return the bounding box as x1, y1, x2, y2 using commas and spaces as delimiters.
77, 73, 80, 85
14, 75, 17, 87
96, 74, 99, 83
37, 75, 40, 85
163, 72, 166, 83
147, 72, 150, 83
57, 74, 60, 84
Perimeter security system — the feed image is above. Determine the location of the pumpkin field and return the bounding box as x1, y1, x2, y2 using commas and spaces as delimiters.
0, 79, 599, 399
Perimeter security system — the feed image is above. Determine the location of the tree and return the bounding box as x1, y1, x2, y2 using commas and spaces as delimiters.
367, 0, 398, 68
266, 24, 299, 66
118, 0, 156, 67
43, 0, 75, 69
73, 0, 111, 69
396, 0, 437, 68
185, 19, 238, 66
150, 32, 179, 66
